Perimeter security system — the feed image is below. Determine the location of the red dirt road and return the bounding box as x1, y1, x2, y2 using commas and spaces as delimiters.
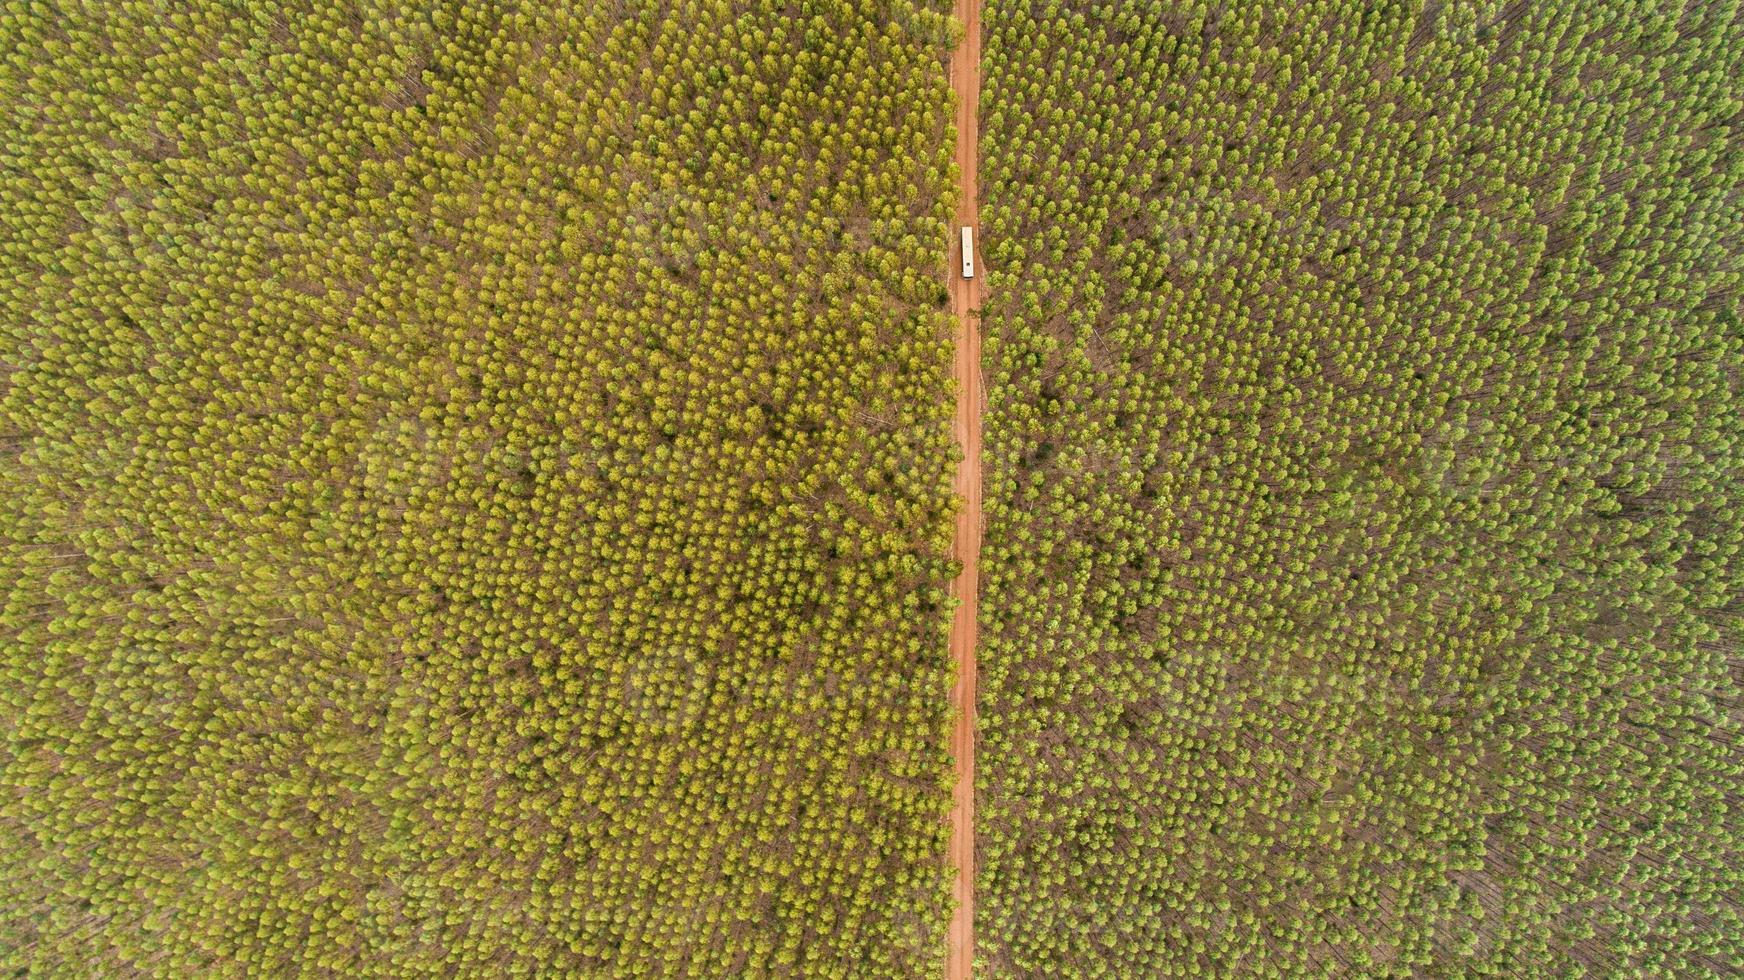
946, 0, 982, 975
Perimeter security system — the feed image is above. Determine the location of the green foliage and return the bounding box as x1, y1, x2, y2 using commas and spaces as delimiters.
977, 1, 1744, 975
0, 0, 960, 975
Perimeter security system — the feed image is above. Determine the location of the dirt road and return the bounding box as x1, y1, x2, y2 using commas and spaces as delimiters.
946, 0, 982, 975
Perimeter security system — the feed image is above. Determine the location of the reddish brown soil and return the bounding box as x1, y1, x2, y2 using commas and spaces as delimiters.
946, 0, 982, 975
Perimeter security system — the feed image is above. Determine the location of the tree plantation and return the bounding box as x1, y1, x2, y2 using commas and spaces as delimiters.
4, 0, 1743, 977
975, 0, 1742, 975
0, 1, 963, 974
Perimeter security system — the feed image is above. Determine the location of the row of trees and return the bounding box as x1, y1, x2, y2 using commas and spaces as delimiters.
0, 0, 964, 975
977, 0, 1742, 975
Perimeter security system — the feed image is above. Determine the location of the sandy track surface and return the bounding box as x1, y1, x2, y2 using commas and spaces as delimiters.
946, 0, 982, 975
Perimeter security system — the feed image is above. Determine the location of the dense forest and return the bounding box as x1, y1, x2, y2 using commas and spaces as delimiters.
0, 1, 963, 975
976, 0, 1743, 975
4, 0, 1742, 977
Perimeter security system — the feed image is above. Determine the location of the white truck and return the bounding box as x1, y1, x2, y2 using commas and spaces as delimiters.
960, 226, 975, 279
